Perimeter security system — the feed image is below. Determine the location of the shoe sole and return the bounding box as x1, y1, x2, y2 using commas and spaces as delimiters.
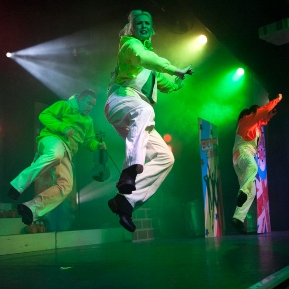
119, 218, 136, 232
108, 199, 136, 232
231, 219, 247, 234
108, 198, 118, 214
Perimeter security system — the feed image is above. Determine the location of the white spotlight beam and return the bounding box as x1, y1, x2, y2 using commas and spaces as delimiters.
79, 180, 117, 204
8, 27, 116, 98
13, 56, 91, 97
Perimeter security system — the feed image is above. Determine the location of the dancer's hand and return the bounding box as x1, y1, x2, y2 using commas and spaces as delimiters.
99, 142, 107, 150
174, 65, 194, 79
278, 93, 282, 101
64, 127, 74, 137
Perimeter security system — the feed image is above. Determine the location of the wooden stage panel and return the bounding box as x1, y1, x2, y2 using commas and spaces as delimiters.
1, 231, 289, 288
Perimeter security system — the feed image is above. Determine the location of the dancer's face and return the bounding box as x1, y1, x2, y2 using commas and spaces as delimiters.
78, 95, 96, 115
132, 15, 152, 41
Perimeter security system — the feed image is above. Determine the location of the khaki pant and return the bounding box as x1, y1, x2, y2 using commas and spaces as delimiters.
11, 136, 73, 221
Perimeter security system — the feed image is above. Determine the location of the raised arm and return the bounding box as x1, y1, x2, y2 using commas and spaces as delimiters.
127, 39, 193, 78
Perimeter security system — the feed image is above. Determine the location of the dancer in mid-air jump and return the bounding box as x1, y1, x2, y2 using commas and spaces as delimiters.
8, 89, 106, 225
105, 10, 193, 232
231, 93, 282, 234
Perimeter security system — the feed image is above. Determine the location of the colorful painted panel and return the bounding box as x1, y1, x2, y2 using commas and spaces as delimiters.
256, 127, 271, 233
198, 118, 224, 237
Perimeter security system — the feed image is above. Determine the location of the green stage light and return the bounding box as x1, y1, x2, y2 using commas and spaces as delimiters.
232, 68, 245, 81
237, 68, 244, 76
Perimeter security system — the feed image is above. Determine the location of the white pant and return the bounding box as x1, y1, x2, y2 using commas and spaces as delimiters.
232, 149, 258, 222
11, 136, 73, 221
105, 93, 174, 208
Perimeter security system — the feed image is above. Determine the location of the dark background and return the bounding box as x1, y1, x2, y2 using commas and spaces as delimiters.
0, 0, 288, 234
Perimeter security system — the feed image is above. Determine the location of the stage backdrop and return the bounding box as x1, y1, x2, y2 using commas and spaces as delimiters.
198, 118, 224, 237
256, 126, 271, 233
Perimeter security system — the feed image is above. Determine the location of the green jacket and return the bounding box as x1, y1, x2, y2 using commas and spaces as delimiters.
108, 36, 182, 104
36, 95, 99, 157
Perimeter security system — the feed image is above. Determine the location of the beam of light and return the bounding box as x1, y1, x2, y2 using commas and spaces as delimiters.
196, 66, 247, 126
79, 179, 117, 204
12, 29, 99, 57
7, 26, 116, 98
12, 55, 91, 97
216, 69, 245, 98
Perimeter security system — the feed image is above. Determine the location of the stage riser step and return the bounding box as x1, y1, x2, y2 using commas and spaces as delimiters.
0, 218, 24, 235
0, 228, 131, 256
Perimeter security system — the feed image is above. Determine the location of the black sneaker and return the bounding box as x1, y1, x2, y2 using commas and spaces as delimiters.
236, 191, 247, 207
231, 218, 247, 234
17, 204, 33, 225
7, 186, 21, 200
108, 195, 136, 232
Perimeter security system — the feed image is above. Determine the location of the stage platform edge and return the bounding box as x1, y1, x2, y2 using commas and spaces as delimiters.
0, 228, 132, 256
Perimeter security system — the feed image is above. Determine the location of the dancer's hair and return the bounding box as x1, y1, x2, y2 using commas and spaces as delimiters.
119, 10, 155, 38
237, 104, 260, 122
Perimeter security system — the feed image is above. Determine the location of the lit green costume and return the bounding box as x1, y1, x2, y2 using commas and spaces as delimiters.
10, 94, 100, 223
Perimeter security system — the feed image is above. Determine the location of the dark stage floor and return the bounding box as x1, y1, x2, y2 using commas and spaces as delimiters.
1, 231, 289, 289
